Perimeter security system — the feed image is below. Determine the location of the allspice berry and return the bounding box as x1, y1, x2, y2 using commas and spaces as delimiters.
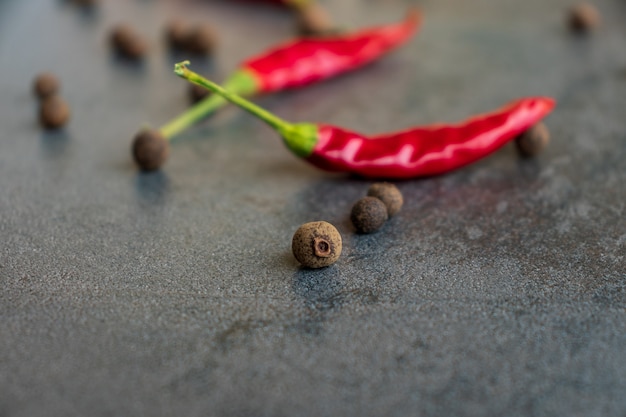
39, 96, 70, 129
367, 182, 403, 217
33, 73, 60, 99
296, 3, 336, 37
165, 19, 190, 50
110, 24, 147, 59
516, 123, 550, 157
186, 24, 217, 55
132, 129, 169, 171
568, 3, 601, 32
292, 221, 342, 269
110, 24, 135, 47
350, 197, 388, 234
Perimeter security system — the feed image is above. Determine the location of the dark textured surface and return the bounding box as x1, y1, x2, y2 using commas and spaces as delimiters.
1, 0, 625, 416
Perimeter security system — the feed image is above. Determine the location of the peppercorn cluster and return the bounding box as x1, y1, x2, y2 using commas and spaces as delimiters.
33, 73, 70, 130
351, 183, 404, 234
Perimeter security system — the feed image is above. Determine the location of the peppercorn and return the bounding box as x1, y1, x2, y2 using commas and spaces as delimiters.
568, 3, 601, 32
122, 37, 147, 59
367, 182, 403, 217
350, 197, 388, 234
39, 96, 70, 129
516, 122, 550, 157
165, 19, 190, 50
185, 24, 217, 55
295, 3, 336, 36
132, 129, 169, 171
292, 221, 342, 268
33, 73, 60, 99
110, 24, 134, 47
189, 83, 210, 104
110, 24, 148, 59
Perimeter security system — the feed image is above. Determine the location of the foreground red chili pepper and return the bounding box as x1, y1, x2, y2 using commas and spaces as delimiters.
176, 61, 556, 179
159, 9, 420, 139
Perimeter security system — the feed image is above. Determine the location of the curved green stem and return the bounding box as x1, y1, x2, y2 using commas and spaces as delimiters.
174, 61, 319, 158
175, 61, 292, 133
160, 94, 227, 139
159, 69, 260, 140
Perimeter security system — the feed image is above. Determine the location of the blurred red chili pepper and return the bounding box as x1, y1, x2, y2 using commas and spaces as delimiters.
243, 8, 420, 93
160, 9, 420, 139
176, 62, 556, 179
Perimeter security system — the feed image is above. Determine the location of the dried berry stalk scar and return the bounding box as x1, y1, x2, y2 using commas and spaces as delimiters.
175, 61, 556, 179
131, 10, 421, 171
292, 221, 342, 268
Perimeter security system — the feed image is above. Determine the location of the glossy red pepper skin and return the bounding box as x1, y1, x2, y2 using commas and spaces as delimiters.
175, 63, 556, 180
242, 9, 420, 93
306, 98, 555, 178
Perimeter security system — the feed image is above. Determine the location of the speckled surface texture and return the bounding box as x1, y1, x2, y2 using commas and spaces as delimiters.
1, 0, 625, 416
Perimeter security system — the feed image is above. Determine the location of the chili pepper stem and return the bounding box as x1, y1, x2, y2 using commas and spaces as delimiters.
159, 94, 226, 139
175, 61, 289, 132
159, 69, 260, 140
174, 61, 319, 157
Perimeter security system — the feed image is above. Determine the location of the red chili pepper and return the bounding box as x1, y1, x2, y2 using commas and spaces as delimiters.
176, 62, 556, 179
243, 8, 420, 93
308, 99, 555, 178
160, 9, 420, 139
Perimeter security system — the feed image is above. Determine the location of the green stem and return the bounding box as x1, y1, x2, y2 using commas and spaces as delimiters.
174, 61, 293, 133
160, 94, 227, 139
160, 69, 260, 140
174, 61, 319, 158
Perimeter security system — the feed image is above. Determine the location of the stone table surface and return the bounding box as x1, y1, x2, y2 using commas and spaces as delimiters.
1, 0, 625, 416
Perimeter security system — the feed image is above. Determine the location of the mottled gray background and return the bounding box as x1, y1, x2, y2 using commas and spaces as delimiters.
1, 0, 625, 416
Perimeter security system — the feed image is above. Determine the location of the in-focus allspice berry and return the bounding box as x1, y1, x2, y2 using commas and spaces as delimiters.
110, 24, 148, 59
296, 3, 336, 36
39, 96, 70, 129
351, 197, 388, 234
516, 123, 550, 157
186, 24, 217, 55
568, 3, 601, 32
132, 129, 169, 171
33, 73, 60, 99
292, 221, 342, 269
367, 182, 403, 217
